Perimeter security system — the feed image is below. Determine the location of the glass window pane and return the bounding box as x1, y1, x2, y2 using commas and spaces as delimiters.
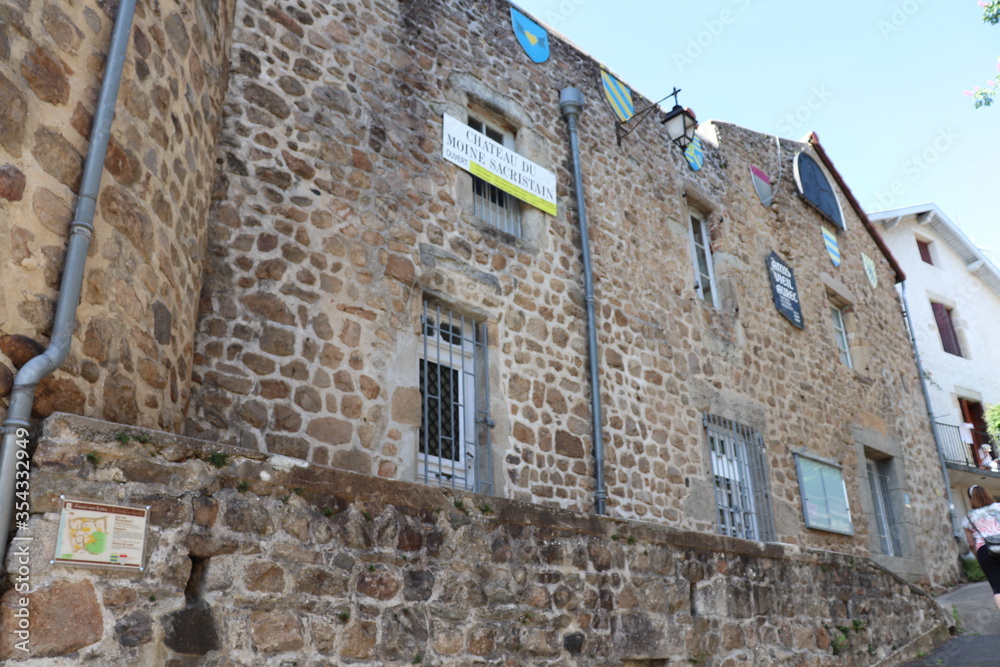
795, 455, 854, 535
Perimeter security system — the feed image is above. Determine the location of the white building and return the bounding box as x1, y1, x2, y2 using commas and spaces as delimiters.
870, 204, 1000, 510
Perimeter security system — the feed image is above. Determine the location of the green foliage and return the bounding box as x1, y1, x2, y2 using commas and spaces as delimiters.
323, 507, 336, 517
453, 499, 465, 510
362, 511, 372, 521
293, 487, 305, 496
337, 609, 350, 622
86, 451, 101, 466
115, 432, 131, 445
236, 481, 250, 493
961, 554, 986, 582
135, 433, 152, 444
627, 535, 637, 545
207, 451, 230, 468
985, 0, 1000, 24
411, 653, 424, 664
952, 604, 963, 632
479, 503, 492, 515
148, 594, 156, 602
279, 495, 290, 504
831, 630, 849, 656
967, 2, 1000, 108
985, 404, 1000, 441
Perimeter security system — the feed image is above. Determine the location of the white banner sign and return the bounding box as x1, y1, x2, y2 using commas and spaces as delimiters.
442, 114, 557, 216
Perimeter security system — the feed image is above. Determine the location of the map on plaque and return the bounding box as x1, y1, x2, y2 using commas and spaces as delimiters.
53, 498, 149, 570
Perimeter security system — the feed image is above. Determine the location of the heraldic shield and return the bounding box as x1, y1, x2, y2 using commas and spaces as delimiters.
510, 8, 550, 63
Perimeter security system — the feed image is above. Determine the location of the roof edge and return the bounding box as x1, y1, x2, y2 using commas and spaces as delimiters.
807, 133, 906, 284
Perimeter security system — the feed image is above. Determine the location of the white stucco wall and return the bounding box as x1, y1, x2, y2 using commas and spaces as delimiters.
875, 211, 1000, 429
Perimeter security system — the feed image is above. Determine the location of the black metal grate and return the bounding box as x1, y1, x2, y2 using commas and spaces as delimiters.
419, 302, 493, 495
704, 414, 776, 542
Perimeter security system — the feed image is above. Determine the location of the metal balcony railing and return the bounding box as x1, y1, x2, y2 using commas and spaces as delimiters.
935, 422, 999, 470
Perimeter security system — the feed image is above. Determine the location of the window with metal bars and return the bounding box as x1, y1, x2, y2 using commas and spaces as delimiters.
866, 457, 902, 556
688, 212, 717, 306
704, 414, 775, 541
419, 302, 494, 495
468, 117, 522, 237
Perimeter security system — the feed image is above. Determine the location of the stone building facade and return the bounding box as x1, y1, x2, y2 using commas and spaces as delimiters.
0, 0, 961, 656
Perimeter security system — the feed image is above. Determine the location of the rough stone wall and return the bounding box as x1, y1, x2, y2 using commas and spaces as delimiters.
186, 0, 955, 588
0, 414, 952, 665
0, 0, 234, 432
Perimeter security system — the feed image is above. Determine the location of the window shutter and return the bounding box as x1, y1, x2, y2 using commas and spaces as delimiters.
931, 302, 962, 356
916, 240, 933, 265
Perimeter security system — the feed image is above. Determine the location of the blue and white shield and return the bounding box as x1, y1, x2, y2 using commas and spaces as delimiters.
684, 136, 705, 171
822, 227, 840, 266
510, 8, 550, 63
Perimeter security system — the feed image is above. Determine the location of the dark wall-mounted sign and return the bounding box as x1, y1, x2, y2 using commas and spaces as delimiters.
766, 252, 803, 329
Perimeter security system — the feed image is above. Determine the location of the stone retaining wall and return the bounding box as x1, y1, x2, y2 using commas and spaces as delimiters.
0, 414, 951, 665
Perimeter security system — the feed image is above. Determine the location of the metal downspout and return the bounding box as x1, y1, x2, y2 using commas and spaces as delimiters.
900, 282, 959, 539
559, 88, 607, 515
0, 0, 137, 566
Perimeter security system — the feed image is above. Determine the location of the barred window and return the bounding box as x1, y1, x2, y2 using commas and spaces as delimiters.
468, 117, 522, 237
419, 302, 494, 494
704, 414, 775, 541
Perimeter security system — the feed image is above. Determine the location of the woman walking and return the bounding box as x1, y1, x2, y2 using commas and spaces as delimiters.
964, 484, 1000, 612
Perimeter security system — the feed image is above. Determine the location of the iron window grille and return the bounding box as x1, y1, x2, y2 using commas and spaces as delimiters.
866, 457, 902, 557
830, 304, 853, 368
688, 212, 717, 306
468, 117, 522, 237
704, 414, 776, 542
419, 302, 494, 495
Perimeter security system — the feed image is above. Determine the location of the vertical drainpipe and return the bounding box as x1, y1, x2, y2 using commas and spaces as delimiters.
0, 0, 137, 566
900, 281, 959, 539
559, 88, 607, 515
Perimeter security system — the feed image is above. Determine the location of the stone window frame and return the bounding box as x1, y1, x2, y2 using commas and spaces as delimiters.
703, 413, 776, 542
415, 295, 496, 497
853, 429, 911, 562
681, 183, 724, 309
820, 272, 867, 375
466, 114, 523, 238
866, 454, 903, 557
443, 73, 548, 251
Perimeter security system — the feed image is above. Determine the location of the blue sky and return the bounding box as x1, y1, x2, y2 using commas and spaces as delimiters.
513, 0, 999, 260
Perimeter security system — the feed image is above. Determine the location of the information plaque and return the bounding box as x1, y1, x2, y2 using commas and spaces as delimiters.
766, 251, 804, 329
53, 498, 149, 571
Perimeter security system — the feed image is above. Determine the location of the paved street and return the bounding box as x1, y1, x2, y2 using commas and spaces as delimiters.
904, 582, 1000, 666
